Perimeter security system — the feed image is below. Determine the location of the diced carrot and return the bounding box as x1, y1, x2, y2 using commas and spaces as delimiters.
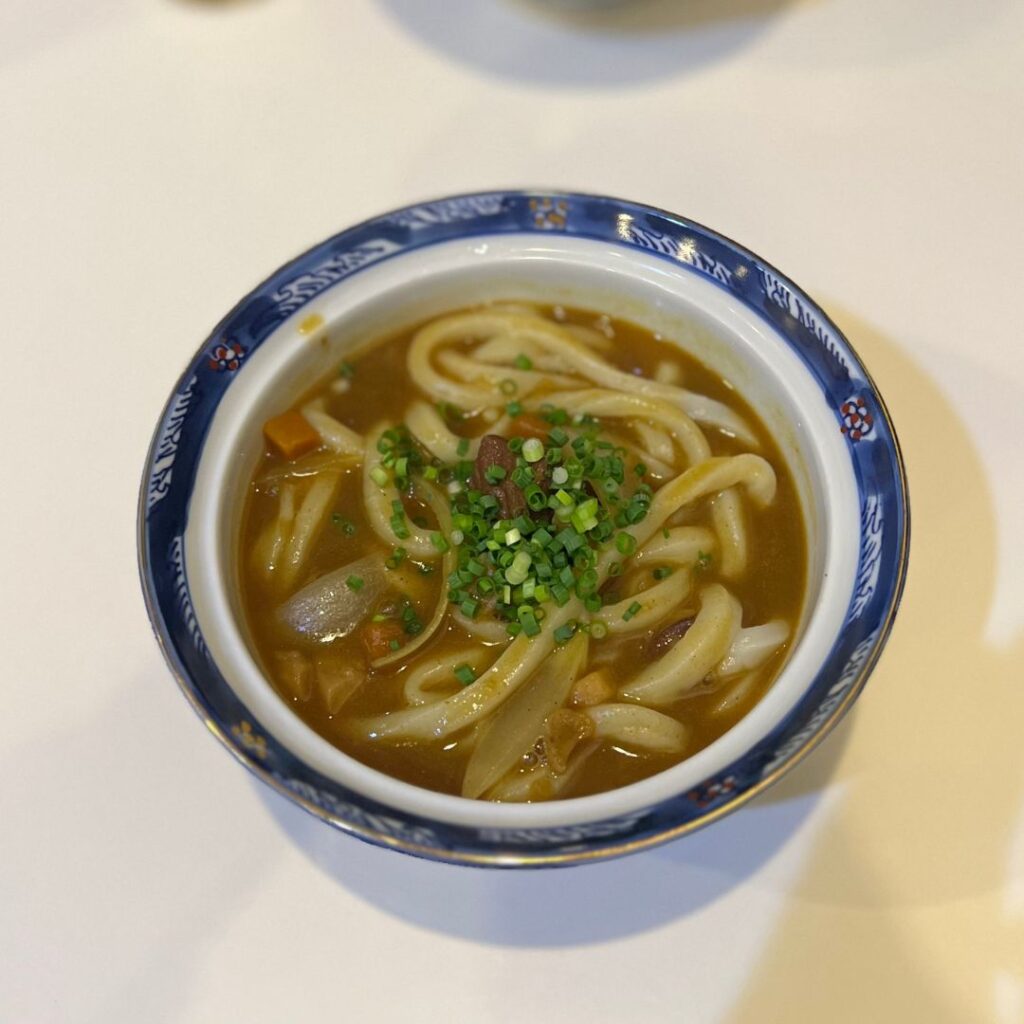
361, 619, 406, 660
510, 413, 550, 441
263, 410, 321, 460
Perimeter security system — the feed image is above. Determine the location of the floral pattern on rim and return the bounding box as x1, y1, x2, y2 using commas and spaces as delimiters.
529, 197, 569, 230
840, 396, 874, 441
231, 720, 268, 760
686, 774, 739, 809
208, 340, 247, 373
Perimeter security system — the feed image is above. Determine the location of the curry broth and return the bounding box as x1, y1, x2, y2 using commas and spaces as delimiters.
239, 306, 807, 799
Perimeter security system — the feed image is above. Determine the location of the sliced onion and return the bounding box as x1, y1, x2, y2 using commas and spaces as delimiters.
461, 634, 589, 799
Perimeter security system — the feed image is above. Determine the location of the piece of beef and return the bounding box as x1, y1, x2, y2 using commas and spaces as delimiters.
472, 434, 526, 518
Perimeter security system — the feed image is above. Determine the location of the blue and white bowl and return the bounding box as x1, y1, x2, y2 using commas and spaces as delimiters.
138, 190, 909, 867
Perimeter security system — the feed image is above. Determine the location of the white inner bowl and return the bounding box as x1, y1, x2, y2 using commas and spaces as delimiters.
184, 234, 860, 830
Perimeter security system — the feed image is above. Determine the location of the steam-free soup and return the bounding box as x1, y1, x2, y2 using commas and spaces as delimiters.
240, 304, 806, 801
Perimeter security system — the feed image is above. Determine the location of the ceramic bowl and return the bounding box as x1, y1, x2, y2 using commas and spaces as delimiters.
138, 190, 908, 866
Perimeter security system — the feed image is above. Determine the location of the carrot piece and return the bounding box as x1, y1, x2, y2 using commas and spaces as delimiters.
263, 410, 321, 460
361, 619, 406, 660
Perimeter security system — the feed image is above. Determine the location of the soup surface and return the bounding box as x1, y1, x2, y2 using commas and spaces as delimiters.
240, 304, 806, 801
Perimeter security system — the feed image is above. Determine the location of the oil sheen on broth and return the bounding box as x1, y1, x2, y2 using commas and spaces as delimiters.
240, 304, 806, 802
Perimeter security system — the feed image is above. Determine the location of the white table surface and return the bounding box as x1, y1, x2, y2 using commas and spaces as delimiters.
3, 1, 1023, 1021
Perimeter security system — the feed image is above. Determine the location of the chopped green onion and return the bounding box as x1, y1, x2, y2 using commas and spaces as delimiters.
589, 621, 608, 640
345, 575, 364, 591
522, 438, 544, 463
506, 400, 523, 417
653, 566, 674, 580
385, 547, 408, 570
423, 465, 439, 481
622, 601, 643, 621
559, 529, 585, 554
456, 438, 470, 457
431, 532, 450, 553
553, 622, 577, 644
499, 378, 517, 396
615, 532, 637, 556
504, 527, 522, 545
518, 607, 541, 637
551, 466, 569, 485
576, 568, 599, 597
454, 663, 477, 686
388, 638, 401, 651
634, 462, 647, 477
514, 354, 533, 370
370, 465, 389, 487
525, 485, 547, 512
570, 498, 599, 533
506, 550, 533, 585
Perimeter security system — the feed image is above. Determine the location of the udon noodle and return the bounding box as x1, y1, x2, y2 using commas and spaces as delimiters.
240, 304, 806, 801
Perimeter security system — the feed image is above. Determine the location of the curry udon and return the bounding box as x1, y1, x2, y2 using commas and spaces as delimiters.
239, 304, 806, 801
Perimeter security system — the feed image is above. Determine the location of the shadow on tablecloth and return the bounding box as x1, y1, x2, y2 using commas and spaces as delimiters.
372, 0, 798, 87
255, 704, 852, 947
724, 303, 1024, 1021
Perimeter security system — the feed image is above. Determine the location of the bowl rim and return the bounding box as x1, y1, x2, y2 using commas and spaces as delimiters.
137, 188, 910, 867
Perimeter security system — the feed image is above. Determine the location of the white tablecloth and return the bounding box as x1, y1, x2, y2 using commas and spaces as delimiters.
2, 2, 1022, 1020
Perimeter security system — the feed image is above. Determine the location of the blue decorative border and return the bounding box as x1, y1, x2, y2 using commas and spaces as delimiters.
137, 191, 909, 867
